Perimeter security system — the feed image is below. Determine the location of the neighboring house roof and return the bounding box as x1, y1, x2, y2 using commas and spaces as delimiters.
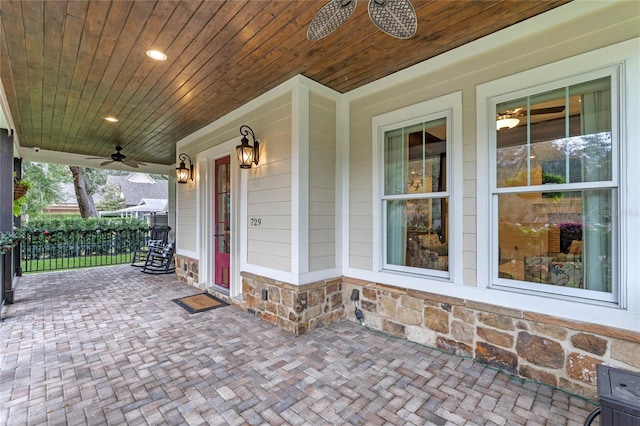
119, 198, 168, 213
107, 173, 168, 206
45, 173, 166, 211
54, 182, 102, 206
100, 198, 168, 216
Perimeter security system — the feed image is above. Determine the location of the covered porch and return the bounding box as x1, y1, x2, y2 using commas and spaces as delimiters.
0, 265, 597, 425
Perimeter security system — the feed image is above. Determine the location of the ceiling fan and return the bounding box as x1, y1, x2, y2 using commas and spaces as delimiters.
307, 0, 417, 41
86, 146, 146, 168
496, 106, 565, 130
497, 106, 566, 118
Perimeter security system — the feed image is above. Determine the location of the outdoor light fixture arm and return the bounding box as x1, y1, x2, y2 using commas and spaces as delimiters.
176, 153, 194, 183
237, 125, 259, 169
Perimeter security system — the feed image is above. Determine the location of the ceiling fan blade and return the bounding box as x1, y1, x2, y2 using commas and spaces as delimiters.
100, 160, 114, 167
368, 0, 417, 39
86, 157, 107, 160
307, 0, 357, 41
497, 105, 566, 118
123, 159, 144, 168
530, 106, 566, 115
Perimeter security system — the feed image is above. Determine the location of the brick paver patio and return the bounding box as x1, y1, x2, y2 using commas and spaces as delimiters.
1, 266, 599, 425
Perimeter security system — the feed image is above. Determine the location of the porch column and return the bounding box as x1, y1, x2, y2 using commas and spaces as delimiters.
0, 128, 13, 304
13, 157, 22, 277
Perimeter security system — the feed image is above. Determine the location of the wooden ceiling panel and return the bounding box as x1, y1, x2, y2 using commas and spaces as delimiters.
0, 0, 570, 167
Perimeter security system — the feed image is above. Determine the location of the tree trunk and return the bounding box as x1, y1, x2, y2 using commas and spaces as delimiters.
69, 166, 98, 218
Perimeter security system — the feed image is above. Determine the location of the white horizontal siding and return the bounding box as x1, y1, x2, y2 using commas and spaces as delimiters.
249, 187, 291, 204
243, 95, 294, 272
249, 228, 292, 244
309, 201, 334, 216
248, 201, 291, 216
248, 251, 291, 272
310, 241, 334, 257
248, 172, 291, 191
310, 256, 334, 271
310, 229, 335, 243
308, 91, 336, 272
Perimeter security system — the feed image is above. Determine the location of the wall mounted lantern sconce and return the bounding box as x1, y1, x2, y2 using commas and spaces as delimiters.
176, 153, 194, 184
236, 125, 259, 169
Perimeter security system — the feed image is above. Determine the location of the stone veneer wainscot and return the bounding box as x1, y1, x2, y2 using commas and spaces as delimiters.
342, 277, 640, 401
175, 255, 199, 286
240, 272, 344, 335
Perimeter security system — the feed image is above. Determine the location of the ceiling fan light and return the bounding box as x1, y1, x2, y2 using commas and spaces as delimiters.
496, 117, 520, 130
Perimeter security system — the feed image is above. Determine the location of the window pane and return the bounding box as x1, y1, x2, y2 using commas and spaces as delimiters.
497, 189, 612, 293
387, 198, 448, 271
384, 118, 446, 195
497, 77, 612, 188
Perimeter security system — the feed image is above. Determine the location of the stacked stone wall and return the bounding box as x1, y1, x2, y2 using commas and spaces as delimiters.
240, 272, 344, 335
343, 277, 640, 400
175, 255, 199, 286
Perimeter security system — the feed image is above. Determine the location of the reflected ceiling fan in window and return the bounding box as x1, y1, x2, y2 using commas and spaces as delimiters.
496, 106, 566, 130
86, 145, 146, 168
307, 0, 417, 41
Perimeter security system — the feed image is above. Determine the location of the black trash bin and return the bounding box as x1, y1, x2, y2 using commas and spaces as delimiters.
587, 364, 640, 426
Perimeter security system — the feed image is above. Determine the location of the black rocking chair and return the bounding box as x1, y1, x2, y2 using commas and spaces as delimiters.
131, 225, 171, 267
141, 242, 176, 274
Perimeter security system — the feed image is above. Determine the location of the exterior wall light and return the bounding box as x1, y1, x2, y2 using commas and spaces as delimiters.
176, 153, 194, 184
236, 125, 259, 169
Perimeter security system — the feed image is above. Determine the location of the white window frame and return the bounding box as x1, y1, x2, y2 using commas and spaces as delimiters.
373, 92, 462, 282
477, 39, 639, 309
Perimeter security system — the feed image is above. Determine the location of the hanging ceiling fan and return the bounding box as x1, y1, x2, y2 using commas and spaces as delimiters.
86, 145, 146, 168
496, 106, 566, 130
307, 0, 417, 41
497, 106, 566, 118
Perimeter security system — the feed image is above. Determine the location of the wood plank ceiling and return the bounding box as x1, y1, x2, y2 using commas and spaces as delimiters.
0, 0, 570, 168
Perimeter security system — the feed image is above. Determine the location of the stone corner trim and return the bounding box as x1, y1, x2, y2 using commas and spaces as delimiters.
240, 273, 344, 335
175, 255, 199, 285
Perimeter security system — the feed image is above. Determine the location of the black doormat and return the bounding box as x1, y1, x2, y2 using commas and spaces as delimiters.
172, 293, 229, 314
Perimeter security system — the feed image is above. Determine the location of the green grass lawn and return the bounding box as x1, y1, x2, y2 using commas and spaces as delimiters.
21, 253, 133, 273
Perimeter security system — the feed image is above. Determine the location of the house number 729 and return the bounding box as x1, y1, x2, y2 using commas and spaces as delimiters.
250, 218, 262, 226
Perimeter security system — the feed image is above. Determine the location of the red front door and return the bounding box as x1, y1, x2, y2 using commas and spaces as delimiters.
214, 156, 230, 289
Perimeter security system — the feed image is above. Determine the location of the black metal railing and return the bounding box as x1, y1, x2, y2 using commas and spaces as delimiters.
20, 228, 150, 273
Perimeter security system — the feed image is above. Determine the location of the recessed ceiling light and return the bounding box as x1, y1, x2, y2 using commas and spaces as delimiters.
146, 49, 167, 61
104, 116, 118, 122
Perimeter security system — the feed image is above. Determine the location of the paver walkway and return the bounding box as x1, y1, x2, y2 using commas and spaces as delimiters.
1, 265, 599, 425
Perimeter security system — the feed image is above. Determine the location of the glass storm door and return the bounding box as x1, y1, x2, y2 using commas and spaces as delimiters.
214, 156, 231, 289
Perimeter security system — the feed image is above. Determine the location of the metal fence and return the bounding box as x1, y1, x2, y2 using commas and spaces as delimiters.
19, 228, 150, 273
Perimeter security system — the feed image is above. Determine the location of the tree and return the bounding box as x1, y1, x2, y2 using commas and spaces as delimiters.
18, 162, 72, 218
82, 167, 108, 194
97, 183, 125, 211
69, 166, 99, 218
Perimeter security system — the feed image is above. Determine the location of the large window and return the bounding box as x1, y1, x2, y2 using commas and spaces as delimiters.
492, 74, 618, 302
382, 116, 450, 276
